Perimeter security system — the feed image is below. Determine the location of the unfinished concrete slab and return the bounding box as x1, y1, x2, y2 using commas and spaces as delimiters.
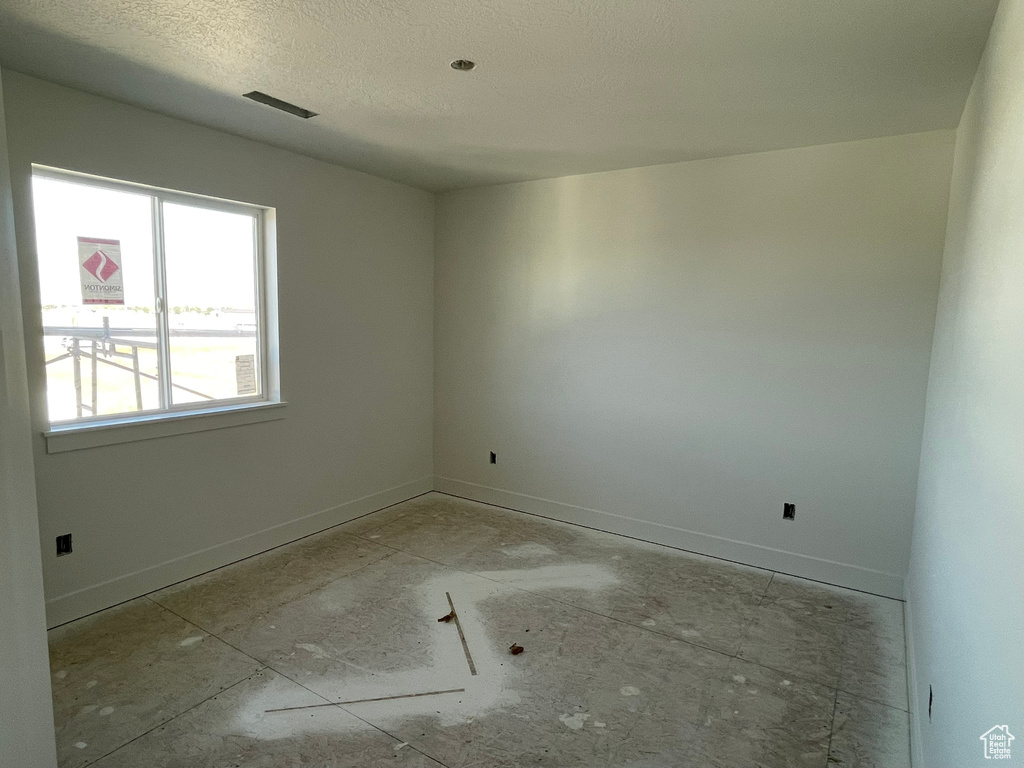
48, 493, 911, 767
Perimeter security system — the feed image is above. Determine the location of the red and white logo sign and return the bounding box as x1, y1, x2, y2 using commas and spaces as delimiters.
82, 249, 120, 282
78, 237, 124, 305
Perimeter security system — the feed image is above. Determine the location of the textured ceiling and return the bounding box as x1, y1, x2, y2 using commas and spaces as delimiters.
0, 0, 999, 191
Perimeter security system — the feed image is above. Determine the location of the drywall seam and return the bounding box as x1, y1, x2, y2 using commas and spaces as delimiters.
434, 476, 904, 598
45, 476, 434, 628
904, 573, 925, 768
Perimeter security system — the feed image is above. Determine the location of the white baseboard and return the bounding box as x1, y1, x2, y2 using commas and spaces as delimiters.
45, 476, 434, 628
435, 477, 905, 599
904, 574, 926, 768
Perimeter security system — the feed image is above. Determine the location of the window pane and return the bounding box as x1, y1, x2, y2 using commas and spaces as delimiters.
31, 176, 160, 422
162, 202, 260, 405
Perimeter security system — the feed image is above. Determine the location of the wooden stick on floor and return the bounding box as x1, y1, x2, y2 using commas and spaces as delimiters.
265, 688, 466, 713
445, 591, 478, 676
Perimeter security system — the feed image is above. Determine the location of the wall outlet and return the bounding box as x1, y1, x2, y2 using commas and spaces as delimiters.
783, 503, 796, 520
56, 533, 72, 556
489, 451, 497, 464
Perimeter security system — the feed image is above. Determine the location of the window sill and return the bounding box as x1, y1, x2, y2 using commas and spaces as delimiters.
43, 401, 287, 454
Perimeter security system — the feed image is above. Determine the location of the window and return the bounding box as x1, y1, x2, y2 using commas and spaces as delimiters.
31, 167, 277, 428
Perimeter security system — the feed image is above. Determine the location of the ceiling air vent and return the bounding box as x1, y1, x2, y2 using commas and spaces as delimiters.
243, 91, 318, 119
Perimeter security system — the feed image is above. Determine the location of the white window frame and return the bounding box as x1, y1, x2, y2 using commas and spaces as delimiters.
33, 165, 283, 451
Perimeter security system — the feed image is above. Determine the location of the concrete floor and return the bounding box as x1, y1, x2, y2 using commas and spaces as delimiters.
48, 493, 911, 767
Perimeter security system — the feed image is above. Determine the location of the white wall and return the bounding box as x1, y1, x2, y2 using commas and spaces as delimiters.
3, 72, 435, 627
435, 131, 955, 597
906, 0, 1024, 764
0, 68, 58, 768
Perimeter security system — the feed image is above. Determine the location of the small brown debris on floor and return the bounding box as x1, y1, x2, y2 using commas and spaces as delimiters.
509, 643, 524, 655
437, 610, 455, 623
